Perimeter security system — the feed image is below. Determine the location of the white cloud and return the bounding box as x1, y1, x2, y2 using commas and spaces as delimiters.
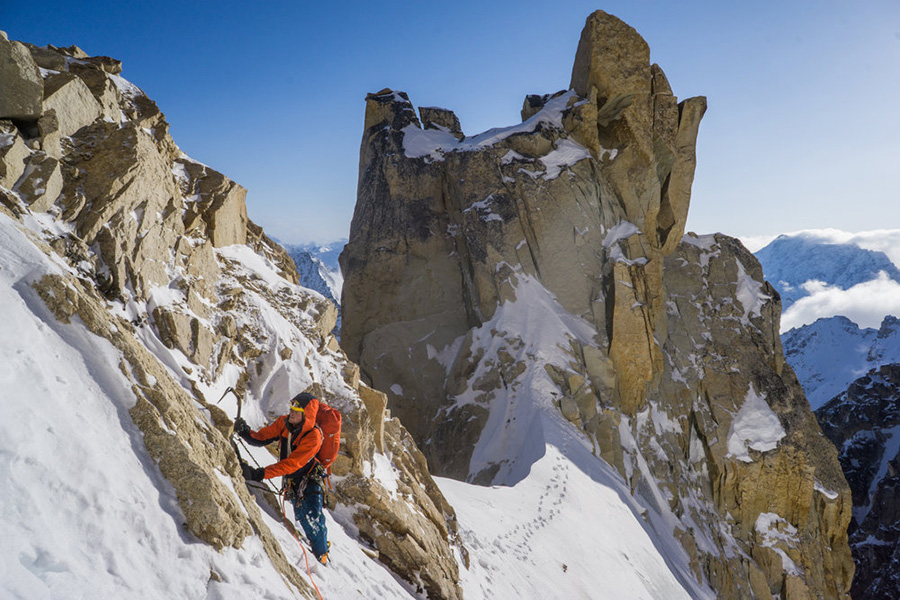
781, 271, 900, 332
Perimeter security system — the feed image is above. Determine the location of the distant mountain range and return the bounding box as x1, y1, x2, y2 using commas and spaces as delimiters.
782, 315, 900, 409
281, 239, 346, 336
755, 234, 900, 310
815, 363, 900, 600
752, 230, 900, 409
287, 240, 346, 273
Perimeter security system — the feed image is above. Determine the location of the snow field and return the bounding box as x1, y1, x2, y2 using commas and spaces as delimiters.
0, 215, 298, 599
438, 442, 698, 600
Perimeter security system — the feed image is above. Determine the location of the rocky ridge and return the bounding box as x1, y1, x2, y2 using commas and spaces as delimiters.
816, 364, 900, 600
783, 315, 900, 409
0, 33, 462, 599
342, 11, 853, 599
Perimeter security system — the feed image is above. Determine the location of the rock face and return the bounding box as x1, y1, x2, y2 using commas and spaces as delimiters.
342, 10, 853, 599
1, 38, 462, 599
816, 364, 900, 600
0, 33, 43, 120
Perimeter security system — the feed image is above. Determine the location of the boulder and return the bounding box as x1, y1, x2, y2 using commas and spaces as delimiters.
0, 120, 30, 188
24, 43, 68, 72
16, 152, 62, 212
42, 72, 103, 138
66, 63, 124, 123
0, 35, 42, 120
66, 121, 181, 297
176, 157, 249, 247
419, 106, 464, 139
570, 10, 650, 101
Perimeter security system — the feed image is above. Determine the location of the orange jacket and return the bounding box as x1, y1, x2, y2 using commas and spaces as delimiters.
246, 398, 323, 481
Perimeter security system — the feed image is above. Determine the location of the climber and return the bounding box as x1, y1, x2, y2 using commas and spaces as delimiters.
234, 392, 330, 565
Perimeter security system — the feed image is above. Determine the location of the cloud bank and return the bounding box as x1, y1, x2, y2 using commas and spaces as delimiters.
780, 271, 900, 332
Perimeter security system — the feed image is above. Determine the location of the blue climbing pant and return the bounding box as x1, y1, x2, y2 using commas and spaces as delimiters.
293, 479, 328, 559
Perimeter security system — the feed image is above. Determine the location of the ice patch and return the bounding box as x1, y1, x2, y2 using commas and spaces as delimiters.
109, 74, 143, 99
734, 259, 769, 325
754, 513, 802, 576
726, 385, 785, 462
540, 138, 592, 180
371, 452, 401, 498
464, 194, 503, 223
603, 221, 641, 248
814, 481, 839, 500
501, 150, 527, 165
681, 233, 717, 250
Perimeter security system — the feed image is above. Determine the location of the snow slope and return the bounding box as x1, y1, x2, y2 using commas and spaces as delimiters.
420, 267, 716, 597
1, 210, 708, 599
0, 214, 302, 599
441, 441, 707, 600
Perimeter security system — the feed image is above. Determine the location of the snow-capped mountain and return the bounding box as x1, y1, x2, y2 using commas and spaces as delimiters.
293, 240, 346, 273
283, 243, 344, 305
783, 315, 900, 410
755, 233, 900, 310
751, 230, 900, 407
283, 241, 345, 337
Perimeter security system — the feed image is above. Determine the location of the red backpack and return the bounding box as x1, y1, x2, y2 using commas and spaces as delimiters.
315, 401, 342, 473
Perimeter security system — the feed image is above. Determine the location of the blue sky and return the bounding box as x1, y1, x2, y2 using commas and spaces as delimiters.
5, 1, 899, 244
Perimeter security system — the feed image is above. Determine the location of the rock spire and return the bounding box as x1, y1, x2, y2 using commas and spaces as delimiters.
342, 10, 854, 599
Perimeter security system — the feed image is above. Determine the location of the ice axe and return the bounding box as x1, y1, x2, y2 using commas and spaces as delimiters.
216, 386, 242, 420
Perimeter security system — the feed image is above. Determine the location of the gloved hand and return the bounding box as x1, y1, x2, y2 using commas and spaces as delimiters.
233, 417, 250, 436
241, 463, 265, 482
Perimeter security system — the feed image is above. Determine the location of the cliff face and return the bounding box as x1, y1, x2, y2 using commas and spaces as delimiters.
341, 10, 853, 599
817, 364, 900, 600
1, 33, 462, 599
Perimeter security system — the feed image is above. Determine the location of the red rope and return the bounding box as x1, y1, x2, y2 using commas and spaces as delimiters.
280, 491, 324, 600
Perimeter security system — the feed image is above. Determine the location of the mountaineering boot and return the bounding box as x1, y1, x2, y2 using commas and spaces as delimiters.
316, 541, 331, 566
